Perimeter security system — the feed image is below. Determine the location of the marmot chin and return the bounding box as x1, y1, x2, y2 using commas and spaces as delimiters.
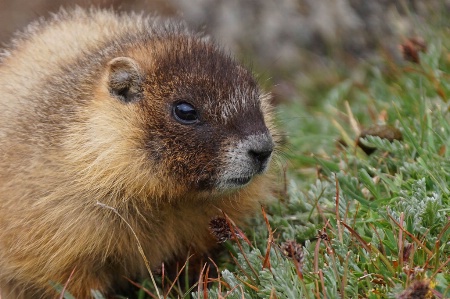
0, 8, 276, 298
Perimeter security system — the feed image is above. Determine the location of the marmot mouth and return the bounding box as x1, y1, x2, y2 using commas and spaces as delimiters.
228, 176, 252, 186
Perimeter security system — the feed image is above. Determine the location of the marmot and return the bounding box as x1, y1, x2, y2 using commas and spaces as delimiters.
0, 8, 276, 299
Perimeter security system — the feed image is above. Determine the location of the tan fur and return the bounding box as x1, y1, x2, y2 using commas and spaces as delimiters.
0, 8, 276, 298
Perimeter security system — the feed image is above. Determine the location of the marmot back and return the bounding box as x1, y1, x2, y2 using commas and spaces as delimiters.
0, 8, 275, 298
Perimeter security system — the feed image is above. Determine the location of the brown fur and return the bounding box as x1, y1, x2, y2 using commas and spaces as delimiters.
0, 8, 276, 298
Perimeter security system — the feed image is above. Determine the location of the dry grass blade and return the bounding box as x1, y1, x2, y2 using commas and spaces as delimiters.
229, 253, 256, 285
269, 287, 277, 299
196, 263, 208, 299
398, 213, 405, 269
222, 212, 258, 279
207, 257, 222, 296
313, 238, 322, 299
164, 255, 194, 298
58, 266, 77, 299
123, 277, 158, 299
430, 256, 450, 280
387, 213, 433, 257
221, 285, 240, 299
261, 206, 273, 270
344, 101, 361, 136
339, 221, 371, 253
96, 201, 161, 298
335, 177, 344, 243
436, 217, 450, 244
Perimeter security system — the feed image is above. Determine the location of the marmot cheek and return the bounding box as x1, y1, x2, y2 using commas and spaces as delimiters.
217, 132, 273, 190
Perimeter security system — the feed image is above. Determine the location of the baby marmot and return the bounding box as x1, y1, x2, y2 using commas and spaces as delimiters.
0, 8, 275, 298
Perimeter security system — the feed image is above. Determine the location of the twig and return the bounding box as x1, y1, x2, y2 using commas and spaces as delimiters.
335, 177, 344, 243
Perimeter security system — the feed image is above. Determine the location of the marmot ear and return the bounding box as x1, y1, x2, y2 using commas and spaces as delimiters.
107, 57, 144, 103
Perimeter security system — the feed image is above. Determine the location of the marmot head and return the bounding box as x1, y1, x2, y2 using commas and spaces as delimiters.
86, 31, 274, 200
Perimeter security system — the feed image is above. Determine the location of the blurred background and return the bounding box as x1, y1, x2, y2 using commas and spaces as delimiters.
0, 0, 448, 103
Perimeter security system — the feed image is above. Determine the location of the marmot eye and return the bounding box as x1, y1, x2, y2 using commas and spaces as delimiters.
173, 102, 199, 124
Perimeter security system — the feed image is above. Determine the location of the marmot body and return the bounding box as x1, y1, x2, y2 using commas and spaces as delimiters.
0, 8, 275, 299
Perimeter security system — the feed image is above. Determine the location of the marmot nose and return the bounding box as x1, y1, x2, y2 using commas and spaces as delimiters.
248, 144, 273, 172
249, 149, 272, 164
